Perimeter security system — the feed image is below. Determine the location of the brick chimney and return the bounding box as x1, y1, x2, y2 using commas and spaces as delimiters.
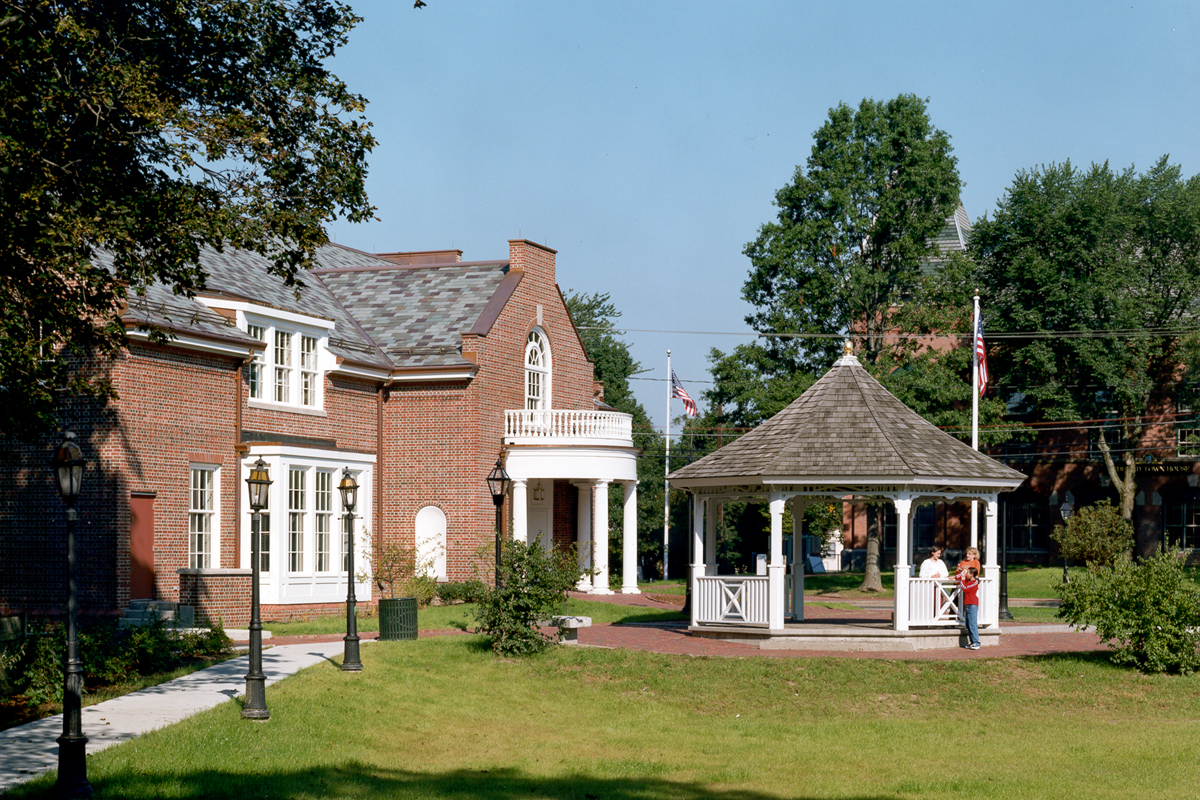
508, 239, 556, 282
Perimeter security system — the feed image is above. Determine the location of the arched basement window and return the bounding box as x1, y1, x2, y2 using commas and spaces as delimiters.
525, 328, 551, 410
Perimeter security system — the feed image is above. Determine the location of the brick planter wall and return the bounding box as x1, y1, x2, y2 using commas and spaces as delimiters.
178, 568, 251, 628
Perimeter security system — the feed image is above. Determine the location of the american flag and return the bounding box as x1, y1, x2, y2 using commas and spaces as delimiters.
671, 369, 697, 417
975, 315, 989, 397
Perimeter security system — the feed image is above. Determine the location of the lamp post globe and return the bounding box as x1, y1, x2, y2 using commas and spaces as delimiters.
53, 432, 92, 798
243, 457, 272, 720
339, 468, 363, 672
486, 461, 510, 588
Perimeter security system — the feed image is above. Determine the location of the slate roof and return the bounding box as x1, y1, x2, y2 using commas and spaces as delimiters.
668, 352, 1026, 488
109, 241, 526, 373
116, 244, 394, 369
313, 259, 509, 370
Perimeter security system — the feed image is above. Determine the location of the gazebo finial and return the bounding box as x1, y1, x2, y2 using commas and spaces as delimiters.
843, 339, 854, 357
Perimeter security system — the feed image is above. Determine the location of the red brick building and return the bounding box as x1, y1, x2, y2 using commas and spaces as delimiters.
2, 239, 639, 625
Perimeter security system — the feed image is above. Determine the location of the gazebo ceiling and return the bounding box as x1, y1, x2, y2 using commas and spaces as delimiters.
668, 352, 1026, 492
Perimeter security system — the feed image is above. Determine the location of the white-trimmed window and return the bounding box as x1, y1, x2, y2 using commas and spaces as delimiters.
189, 466, 218, 568
301, 336, 319, 407
288, 468, 305, 572
525, 328, 551, 410
274, 331, 293, 404
242, 452, 373, 607
247, 324, 267, 400
257, 493, 271, 572
315, 470, 333, 572
242, 316, 326, 411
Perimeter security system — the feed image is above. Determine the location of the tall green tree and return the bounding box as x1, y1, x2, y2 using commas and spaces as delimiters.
971, 158, 1200, 526
565, 291, 660, 578
0, 0, 377, 436
708, 94, 962, 590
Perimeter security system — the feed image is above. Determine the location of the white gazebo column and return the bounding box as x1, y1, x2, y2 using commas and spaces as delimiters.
768, 492, 786, 630
690, 493, 705, 627
511, 479, 529, 545
892, 496, 914, 632
982, 496, 1000, 628
704, 498, 718, 576
620, 481, 640, 594
574, 482, 593, 591
591, 480, 613, 594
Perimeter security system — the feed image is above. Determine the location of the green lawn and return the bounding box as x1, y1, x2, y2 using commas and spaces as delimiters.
265, 599, 684, 637
10, 636, 1199, 799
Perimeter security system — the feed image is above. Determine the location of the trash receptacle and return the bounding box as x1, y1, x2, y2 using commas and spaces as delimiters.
378, 597, 418, 641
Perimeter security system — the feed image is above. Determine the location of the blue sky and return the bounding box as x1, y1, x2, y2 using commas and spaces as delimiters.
325, 0, 1200, 433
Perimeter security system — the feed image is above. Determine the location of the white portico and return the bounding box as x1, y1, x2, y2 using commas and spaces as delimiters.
668, 350, 1027, 647
502, 409, 640, 594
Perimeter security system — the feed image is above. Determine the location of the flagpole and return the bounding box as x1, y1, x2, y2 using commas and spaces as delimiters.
971, 294, 980, 549
663, 349, 671, 580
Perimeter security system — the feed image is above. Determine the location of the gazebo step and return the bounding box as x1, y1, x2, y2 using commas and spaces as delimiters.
689, 623, 999, 652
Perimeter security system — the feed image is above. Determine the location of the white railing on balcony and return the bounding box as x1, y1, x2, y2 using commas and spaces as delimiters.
504, 409, 633, 442
695, 576, 769, 625
908, 578, 993, 627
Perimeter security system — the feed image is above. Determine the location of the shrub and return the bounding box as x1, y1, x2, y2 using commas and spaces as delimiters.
360, 534, 442, 608
436, 580, 487, 604
1057, 549, 1200, 674
474, 538, 585, 656
1051, 499, 1134, 569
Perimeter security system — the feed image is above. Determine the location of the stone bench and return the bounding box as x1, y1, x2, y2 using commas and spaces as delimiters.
549, 615, 592, 645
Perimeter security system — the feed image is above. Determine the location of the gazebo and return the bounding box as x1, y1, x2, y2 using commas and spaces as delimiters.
667, 347, 1027, 649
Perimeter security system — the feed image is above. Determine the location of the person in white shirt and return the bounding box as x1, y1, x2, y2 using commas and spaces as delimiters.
918, 546, 948, 579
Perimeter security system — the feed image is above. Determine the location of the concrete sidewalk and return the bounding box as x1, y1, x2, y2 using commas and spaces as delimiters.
0, 640, 347, 793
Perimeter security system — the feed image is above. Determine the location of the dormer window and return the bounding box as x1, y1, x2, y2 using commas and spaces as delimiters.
525, 328, 551, 410
242, 314, 330, 412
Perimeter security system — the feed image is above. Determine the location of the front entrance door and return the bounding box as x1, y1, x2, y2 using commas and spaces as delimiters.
528, 479, 553, 553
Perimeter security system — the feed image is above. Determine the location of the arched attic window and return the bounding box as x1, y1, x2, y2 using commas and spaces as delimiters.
525, 328, 551, 411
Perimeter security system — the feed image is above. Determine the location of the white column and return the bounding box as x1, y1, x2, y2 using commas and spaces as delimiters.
893, 496, 913, 632
768, 492, 786, 630
592, 480, 612, 594
575, 482, 593, 591
620, 481, 640, 594
690, 493, 705, 627
982, 496, 1000, 629
704, 498, 718, 576
511, 480, 528, 545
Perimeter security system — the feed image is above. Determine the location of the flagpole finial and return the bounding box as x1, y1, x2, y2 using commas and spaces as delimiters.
666, 349, 671, 356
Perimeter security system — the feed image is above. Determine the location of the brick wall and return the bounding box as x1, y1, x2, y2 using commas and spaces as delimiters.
178, 568, 251, 627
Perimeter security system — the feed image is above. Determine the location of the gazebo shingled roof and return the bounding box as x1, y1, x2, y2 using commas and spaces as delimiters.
669, 352, 1026, 488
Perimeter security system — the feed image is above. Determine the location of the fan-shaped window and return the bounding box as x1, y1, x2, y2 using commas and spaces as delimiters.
525, 328, 551, 411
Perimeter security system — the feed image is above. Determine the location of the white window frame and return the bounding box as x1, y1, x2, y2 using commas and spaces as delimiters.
241, 448, 374, 606
193, 300, 333, 414
189, 464, 220, 568
525, 327, 552, 411
247, 324, 267, 400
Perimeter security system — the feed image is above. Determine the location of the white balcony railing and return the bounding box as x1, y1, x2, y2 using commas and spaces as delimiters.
504, 409, 633, 444
908, 578, 993, 627
695, 576, 769, 625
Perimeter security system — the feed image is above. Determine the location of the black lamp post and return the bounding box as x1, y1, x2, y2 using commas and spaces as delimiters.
242, 457, 271, 720
486, 461, 510, 588
1059, 501, 1074, 584
53, 432, 91, 799
338, 468, 362, 672
998, 501, 1013, 621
